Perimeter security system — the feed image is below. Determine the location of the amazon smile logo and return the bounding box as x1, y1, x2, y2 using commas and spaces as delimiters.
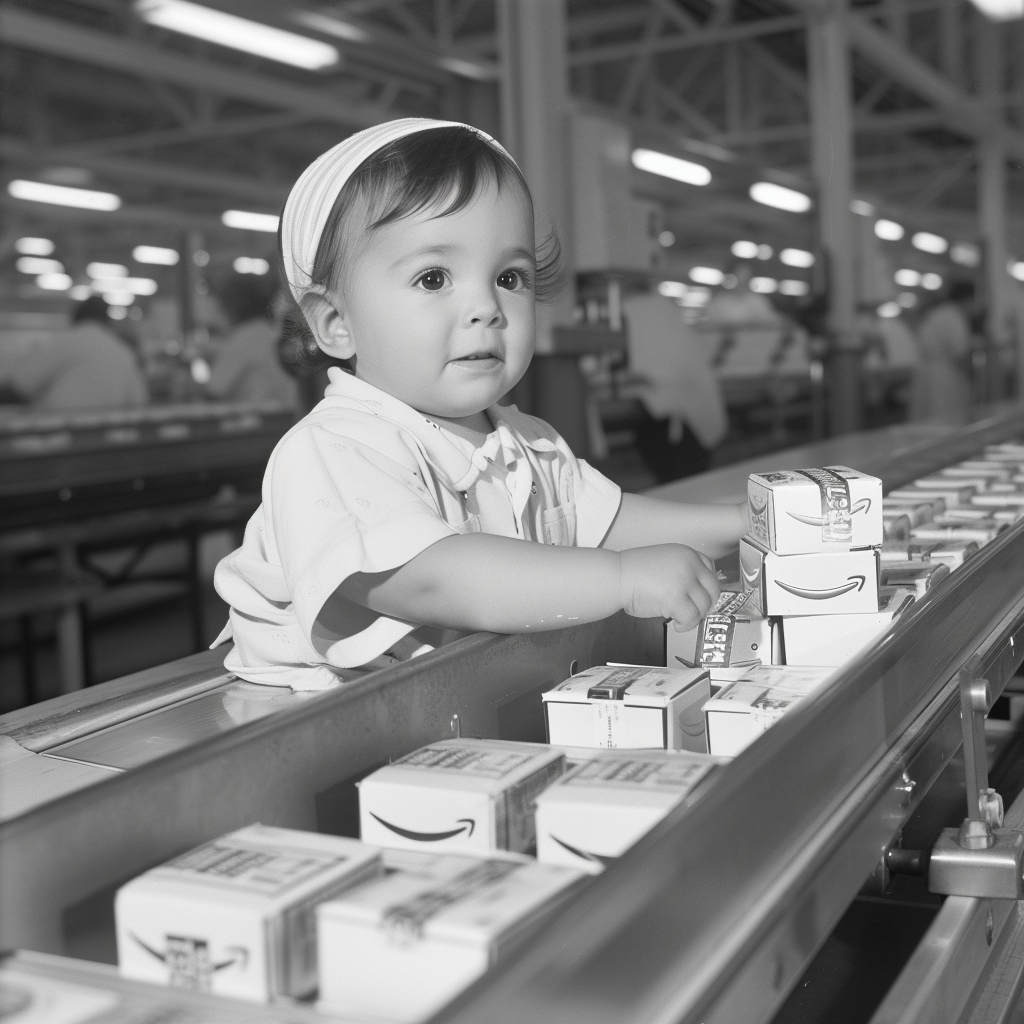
369, 812, 475, 842
131, 934, 248, 989
775, 575, 866, 600
787, 498, 871, 528
741, 562, 762, 585
549, 834, 616, 868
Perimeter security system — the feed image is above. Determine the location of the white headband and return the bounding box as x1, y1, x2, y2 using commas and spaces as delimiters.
280, 117, 514, 302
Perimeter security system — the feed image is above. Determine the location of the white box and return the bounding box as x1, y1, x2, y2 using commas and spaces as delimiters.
317, 852, 582, 1023
879, 561, 950, 596
879, 542, 914, 563
115, 825, 381, 1002
703, 666, 837, 757
972, 492, 1024, 507
358, 739, 564, 855
666, 591, 778, 675
907, 541, 979, 568
881, 511, 911, 540
911, 522, 1004, 545
780, 588, 915, 667
542, 665, 710, 752
740, 536, 880, 617
913, 475, 991, 493
747, 466, 882, 554
534, 750, 715, 874
883, 496, 942, 523
889, 487, 973, 508
941, 465, 1012, 483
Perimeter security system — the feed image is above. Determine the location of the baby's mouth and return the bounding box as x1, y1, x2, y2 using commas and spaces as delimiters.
452, 351, 502, 365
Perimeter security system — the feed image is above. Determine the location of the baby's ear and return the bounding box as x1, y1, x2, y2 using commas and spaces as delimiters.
300, 288, 356, 361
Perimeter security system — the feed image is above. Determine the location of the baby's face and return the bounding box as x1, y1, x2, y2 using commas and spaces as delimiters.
338, 182, 537, 420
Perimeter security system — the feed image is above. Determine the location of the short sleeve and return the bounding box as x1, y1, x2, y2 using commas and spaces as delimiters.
575, 459, 622, 547
267, 419, 457, 645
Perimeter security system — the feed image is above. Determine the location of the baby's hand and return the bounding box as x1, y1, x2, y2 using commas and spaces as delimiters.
618, 545, 721, 631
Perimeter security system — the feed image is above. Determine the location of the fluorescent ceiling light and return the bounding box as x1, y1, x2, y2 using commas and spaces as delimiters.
689, 266, 724, 286
126, 277, 158, 295
951, 243, 980, 267
877, 301, 901, 318
36, 273, 73, 291
912, 231, 948, 254
850, 199, 875, 216
749, 182, 811, 213
16, 256, 64, 275
894, 269, 921, 287
757, 244, 773, 260
658, 281, 688, 298
135, 0, 339, 70
91, 276, 157, 295
658, 230, 675, 248
874, 219, 904, 241
921, 273, 943, 290
780, 248, 814, 268
87, 262, 128, 278
8, 179, 121, 211
681, 288, 711, 307
16, 237, 54, 256
68, 285, 92, 300
779, 280, 809, 296
293, 10, 371, 43
731, 240, 758, 259
134, 245, 179, 265
631, 149, 711, 187
750, 277, 778, 293
1010, 261, 1024, 281
222, 209, 280, 232
966, 0, 1023, 21
234, 256, 271, 275
104, 291, 135, 306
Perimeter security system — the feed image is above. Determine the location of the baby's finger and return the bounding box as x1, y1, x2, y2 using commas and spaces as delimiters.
697, 552, 715, 572
694, 563, 721, 605
671, 594, 703, 631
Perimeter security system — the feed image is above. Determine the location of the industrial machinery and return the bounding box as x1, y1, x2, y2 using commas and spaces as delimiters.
3, 409, 1024, 1024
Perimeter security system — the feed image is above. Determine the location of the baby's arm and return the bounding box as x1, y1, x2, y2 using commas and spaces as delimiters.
336, 533, 720, 634
601, 493, 748, 559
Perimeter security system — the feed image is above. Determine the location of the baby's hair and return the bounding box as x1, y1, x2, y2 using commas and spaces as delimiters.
281, 125, 565, 369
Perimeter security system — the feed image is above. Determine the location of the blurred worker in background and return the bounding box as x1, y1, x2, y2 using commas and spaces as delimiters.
623, 282, 727, 483
0, 295, 147, 410
206, 272, 298, 411
909, 279, 975, 425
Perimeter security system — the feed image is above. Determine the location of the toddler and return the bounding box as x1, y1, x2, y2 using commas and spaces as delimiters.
213, 118, 748, 690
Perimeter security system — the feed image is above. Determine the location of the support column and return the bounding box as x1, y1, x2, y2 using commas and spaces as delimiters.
806, 0, 859, 434
496, 0, 575, 355
975, 15, 1010, 399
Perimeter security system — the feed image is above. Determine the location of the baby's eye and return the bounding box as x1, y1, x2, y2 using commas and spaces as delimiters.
497, 269, 528, 290
417, 269, 448, 291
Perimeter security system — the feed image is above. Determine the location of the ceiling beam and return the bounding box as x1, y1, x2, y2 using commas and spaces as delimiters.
712, 108, 945, 146
0, 8, 396, 132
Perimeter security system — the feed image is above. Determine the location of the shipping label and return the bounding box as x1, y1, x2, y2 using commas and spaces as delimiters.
564, 756, 711, 791
395, 745, 536, 779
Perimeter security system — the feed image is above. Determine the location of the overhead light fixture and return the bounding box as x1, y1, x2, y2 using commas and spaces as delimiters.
689, 266, 724, 286
749, 182, 812, 213
874, 219, 904, 241
135, 0, 339, 70
293, 10, 371, 43
681, 287, 711, 308
658, 230, 675, 248
877, 301, 901, 318
894, 269, 921, 287
16, 256, 64, 275
658, 281, 688, 298
68, 285, 92, 300
234, 257, 271, 275
134, 245, 180, 265
966, 0, 1023, 21
750, 277, 778, 294
8, 179, 121, 211
16, 237, 55, 256
780, 248, 814, 268
36, 273, 73, 291
779, 280, 809, 296
104, 291, 135, 306
912, 231, 948, 254
631, 149, 712, 187
87, 262, 128, 278
731, 240, 758, 259
222, 209, 281, 233
950, 243, 981, 268
850, 199, 875, 217
921, 273, 943, 290
1010, 261, 1024, 281
91, 276, 158, 295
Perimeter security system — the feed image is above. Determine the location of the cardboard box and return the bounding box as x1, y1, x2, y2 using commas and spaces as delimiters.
907, 541, 978, 568
666, 591, 778, 675
115, 825, 381, 1002
358, 739, 564, 856
703, 666, 837, 757
780, 588, 915, 667
972, 492, 1024, 507
534, 750, 715, 873
543, 665, 710, 752
913, 475, 990, 493
881, 511, 912, 540
317, 852, 582, 1022
883, 496, 942, 523
879, 561, 950, 596
911, 522, 1004, 545
890, 487, 971, 508
747, 466, 882, 554
941, 465, 1012, 483
879, 542, 915, 563
740, 536, 880, 617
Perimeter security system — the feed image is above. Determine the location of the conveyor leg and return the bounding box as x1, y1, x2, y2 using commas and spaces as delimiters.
55, 604, 85, 694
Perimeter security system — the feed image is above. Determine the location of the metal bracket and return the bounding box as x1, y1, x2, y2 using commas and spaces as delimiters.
929, 656, 1024, 898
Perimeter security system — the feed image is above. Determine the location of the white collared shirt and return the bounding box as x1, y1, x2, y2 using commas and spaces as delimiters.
213, 368, 622, 690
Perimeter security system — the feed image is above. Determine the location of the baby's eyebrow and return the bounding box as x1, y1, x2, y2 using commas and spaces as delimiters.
390, 244, 459, 269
